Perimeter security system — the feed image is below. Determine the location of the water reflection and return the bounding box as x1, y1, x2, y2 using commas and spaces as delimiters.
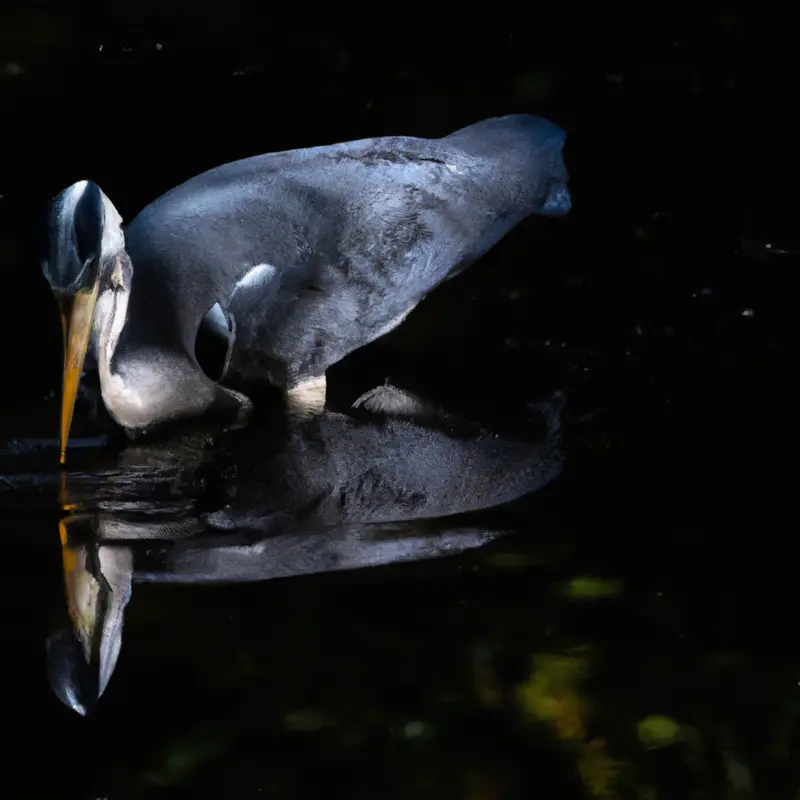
47, 525, 131, 715
49, 384, 565, 715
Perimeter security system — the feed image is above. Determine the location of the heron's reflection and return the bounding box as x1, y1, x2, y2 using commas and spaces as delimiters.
48, 385, 565, 714
48, 522, 131, 715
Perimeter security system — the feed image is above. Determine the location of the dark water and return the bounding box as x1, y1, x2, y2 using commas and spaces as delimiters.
0, 7, 795, 799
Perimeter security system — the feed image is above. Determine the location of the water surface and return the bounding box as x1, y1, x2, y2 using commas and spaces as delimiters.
0, 8, 795, 798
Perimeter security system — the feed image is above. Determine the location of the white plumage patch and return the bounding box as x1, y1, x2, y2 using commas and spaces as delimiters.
231, 263, 276, 297
286, 375, 327, 418
202, 302, 231, 338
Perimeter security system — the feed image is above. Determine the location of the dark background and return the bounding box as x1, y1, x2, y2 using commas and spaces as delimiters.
0, 6, 796, 798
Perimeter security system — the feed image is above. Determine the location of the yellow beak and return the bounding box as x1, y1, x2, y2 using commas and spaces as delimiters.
58, 282, 100, 465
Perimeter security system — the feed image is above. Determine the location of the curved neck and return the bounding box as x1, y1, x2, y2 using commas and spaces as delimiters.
94, 284, 130, 386
94, 284, 137, 426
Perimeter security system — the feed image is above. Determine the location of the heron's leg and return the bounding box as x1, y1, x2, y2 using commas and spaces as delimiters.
285, 374, 327, 420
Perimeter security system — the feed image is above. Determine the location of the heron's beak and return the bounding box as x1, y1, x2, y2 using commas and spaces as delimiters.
58, 281, 100, 465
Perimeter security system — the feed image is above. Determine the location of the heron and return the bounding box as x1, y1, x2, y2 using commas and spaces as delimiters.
42, 114, 571, 463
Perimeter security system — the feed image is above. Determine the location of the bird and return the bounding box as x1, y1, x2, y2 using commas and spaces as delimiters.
42, 113, 571, 463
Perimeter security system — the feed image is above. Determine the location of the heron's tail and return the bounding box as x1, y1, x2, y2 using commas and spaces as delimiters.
443, 114, 571, 216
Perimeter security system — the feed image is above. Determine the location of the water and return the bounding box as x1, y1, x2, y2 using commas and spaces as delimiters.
1, 8, 796, 799
1, 350, 793, 797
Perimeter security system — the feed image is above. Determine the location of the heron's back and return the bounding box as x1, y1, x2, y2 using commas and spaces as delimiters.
121, 115, 570, 363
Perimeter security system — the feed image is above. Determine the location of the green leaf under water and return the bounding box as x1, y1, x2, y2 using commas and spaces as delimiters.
563, 577, 625, 600
637, 715, 681, 748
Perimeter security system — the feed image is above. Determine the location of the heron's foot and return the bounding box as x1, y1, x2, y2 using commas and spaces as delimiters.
285, 375, 327, 421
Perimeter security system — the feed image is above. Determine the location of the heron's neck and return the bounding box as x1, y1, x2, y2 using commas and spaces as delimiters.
94, 286, 130, 387
90, 284, 226, 430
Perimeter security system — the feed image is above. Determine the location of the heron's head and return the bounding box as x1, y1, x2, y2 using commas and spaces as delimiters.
42, 180, 130, 463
